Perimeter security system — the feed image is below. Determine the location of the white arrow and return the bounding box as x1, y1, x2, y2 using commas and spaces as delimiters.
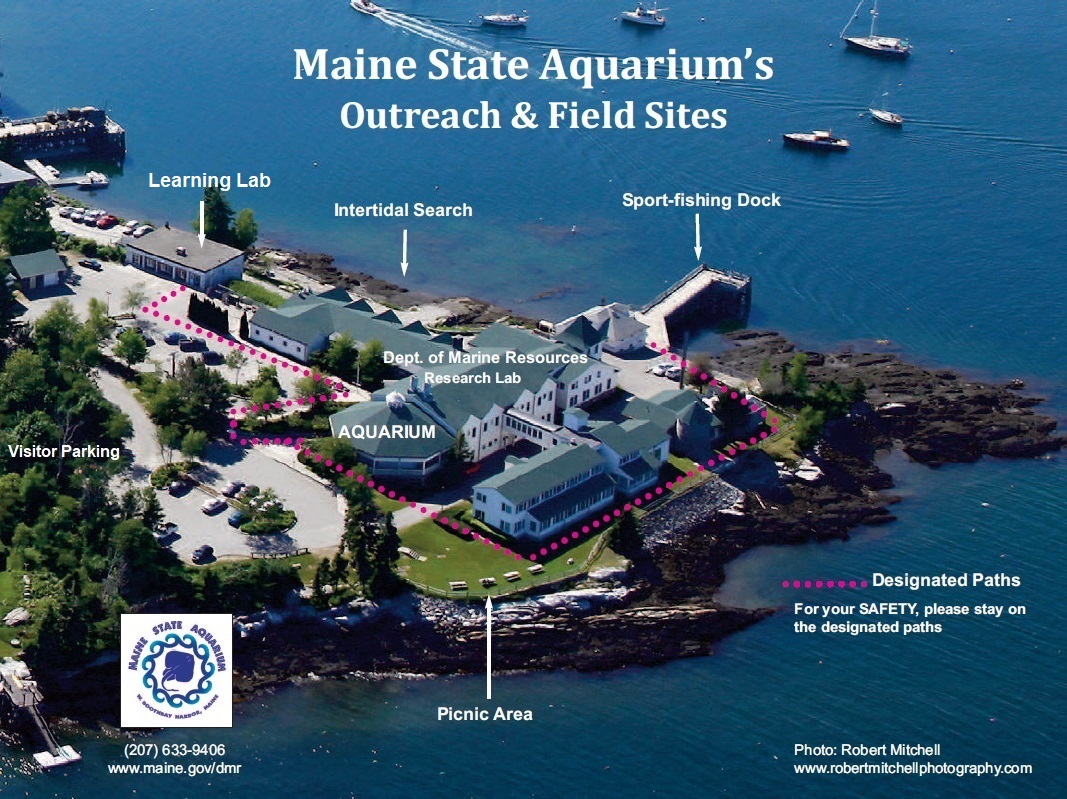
485, 595, 493, 700
198, 200, 206, 248
401, 229, 409, 277
693, 213, 702, 261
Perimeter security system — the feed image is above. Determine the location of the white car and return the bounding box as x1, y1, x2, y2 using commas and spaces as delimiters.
120, 219, 140, 235
132, 225, 154, 238
58, 206, 74, 218
665, 365, 682, 380
651, 362, 669, 376
200, 497, 227, 515
70, 209, 85, 223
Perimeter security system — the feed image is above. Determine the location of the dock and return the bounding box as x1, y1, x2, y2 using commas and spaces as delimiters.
0, 659, 82, 769
24, 158, 107, 189
635, 264, 751, 349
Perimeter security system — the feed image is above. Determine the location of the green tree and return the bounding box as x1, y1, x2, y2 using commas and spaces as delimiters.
251, 381, 280, 414
0, 262, 19, 337
157, 424, 183, 463
233, 208, 258, 249
197, 187, 235, 245
609, 510, 642, 556
180, 429, 209, 459
358, 339, 386, 386
0, 349, 52, 414
784, 353, 809, 397
450, 432, 474, 465
0, 183, 57, 255
320, 332, 358, 381
793, 406, 826, 451
85, 297, 114, 344
141, 487, 164, 531
311, 557, 330, 608
122, 283, 149, 316
239, 312, 249, 341
225, 349, 248, 386
115, 327, 148, 367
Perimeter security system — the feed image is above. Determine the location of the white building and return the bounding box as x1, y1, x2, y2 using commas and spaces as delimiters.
124, 227, 244, 290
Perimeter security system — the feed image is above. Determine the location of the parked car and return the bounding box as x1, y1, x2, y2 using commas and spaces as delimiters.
168, 479, 189, 497
179, 337, 207, 353
227, 510, 248, 528
153, 522, 178, 541
96, 214, 118, 229
58, 206, 74, 218
132, 225, 154, 238
120, 219, 140, 234
191, 545, 214, 564
163, 331, 184, 346
200, 497, 227, 515
651, 362, 669, 376
69, 209, 85, 223
665, 365, 682, 380
200, 350, 224, 366
78, 258, 103, 271
236, 485, 256, 500
221, 480, 246, 497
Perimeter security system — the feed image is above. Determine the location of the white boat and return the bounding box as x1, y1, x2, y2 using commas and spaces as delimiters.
840, 0, 911, 57
620, 4, 666, 26
76, 171, 109, 189
351, 0, 383, 15
782, 130, 851, 151
869, 91, 903, 125
479, 12, 528, 27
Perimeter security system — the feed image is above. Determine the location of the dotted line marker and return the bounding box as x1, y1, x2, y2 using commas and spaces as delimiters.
140, 296, 774, 562
782, 580, 869, 589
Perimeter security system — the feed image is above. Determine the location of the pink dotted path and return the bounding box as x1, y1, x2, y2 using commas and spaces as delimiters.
782, 580, 869, 589
140, 292, 777, 562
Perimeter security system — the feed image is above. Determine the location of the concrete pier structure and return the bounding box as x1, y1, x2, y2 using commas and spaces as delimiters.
636, 264, 751, 349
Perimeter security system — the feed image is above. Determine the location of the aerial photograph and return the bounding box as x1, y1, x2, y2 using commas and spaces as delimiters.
0, 0, 1063, 796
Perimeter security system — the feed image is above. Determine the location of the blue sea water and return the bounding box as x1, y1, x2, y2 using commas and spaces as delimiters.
2, 0, 1065, 796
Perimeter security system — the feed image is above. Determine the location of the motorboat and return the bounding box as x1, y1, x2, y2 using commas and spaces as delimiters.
620, 4, 666, 26
351, 0, 383, 15
479, 13, 528, 27
782, 131, 851, 151
76, 171, 109, 189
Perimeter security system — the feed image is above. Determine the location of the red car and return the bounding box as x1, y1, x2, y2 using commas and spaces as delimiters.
96, 215, 118, 229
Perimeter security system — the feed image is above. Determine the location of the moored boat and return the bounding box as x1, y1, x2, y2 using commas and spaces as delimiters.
782, 131, 850, 151
479, 13, 529, 27
840, 0, 911, 57
869, 107, 903, 125
620, 4, 666, 27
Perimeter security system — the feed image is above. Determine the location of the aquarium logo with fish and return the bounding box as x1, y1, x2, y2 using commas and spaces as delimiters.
120, 614, 233, 728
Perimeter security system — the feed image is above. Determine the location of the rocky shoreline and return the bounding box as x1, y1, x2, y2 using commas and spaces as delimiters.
40, 329, 1065, 727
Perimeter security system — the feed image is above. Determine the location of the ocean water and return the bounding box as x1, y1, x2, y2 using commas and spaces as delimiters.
2, 0, 1065, 795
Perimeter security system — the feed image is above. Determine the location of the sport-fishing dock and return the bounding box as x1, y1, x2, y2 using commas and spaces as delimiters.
0, 658, 81, 769
635, 263, 751, 349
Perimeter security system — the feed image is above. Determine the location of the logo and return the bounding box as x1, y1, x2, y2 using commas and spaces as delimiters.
121, 614, 233, 728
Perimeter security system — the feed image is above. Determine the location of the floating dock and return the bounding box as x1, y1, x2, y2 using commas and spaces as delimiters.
0, 658, 82, 769
0, 106, 125, 162
636, 264, 751, 349
23, 158, 108, 189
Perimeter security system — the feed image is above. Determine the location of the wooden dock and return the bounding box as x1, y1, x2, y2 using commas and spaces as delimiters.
0, 659, 82, 769
24, 158, 105, 189
636, 264, 751, 349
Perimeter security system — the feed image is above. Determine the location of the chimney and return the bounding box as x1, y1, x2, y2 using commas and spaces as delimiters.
410, 375, 419, 393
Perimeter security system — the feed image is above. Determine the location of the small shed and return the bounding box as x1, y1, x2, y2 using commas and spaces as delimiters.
7, 250, 68, 294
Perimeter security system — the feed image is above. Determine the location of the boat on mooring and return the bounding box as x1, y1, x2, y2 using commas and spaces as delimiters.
782, 130, 851, 151
869, 91, 903, 125
620, 4, 666, 27
351, 0, 383, 15
479, 12, 528, 27
840, 0, 911, 58
76, 171, 109, 189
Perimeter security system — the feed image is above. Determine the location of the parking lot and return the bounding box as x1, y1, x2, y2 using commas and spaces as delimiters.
153, 441, 345, 564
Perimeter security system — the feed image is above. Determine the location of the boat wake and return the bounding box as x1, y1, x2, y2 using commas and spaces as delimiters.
374, 9, 494, 57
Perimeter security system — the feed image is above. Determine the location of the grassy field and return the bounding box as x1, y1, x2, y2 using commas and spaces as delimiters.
398, 516, 626, 600
0, 571, 29, 659
373, 494, 407, 515
228, 279, 287, 307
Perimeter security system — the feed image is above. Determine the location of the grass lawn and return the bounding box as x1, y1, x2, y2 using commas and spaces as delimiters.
373, 494, 407, 515
398, 516, 625, 600
228, 279, 287, 308
0, 571, 29, 659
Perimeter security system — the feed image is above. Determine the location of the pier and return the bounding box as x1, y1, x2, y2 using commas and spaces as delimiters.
636, 264, 751, 349
24, 158, 107, 189
0, 659, 82, 769
0, 106, 125, 162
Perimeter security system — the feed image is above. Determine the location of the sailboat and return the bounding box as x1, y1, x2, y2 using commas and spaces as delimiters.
841, 0, 912, 58
868, 92, 903, 125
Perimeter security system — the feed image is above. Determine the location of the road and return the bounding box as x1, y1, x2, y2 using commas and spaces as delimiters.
97, 371, 162, 482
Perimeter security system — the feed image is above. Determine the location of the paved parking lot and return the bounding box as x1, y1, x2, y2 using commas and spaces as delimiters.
154, 442, 345, 564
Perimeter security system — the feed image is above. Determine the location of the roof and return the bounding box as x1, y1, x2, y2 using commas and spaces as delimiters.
123, 227, 244, 273
0, 160, 37, 187
527, 473, 615, 525
625, 389, 718, 430
601, 308, 647, 342
554, 316, 606, 351
475, 444, 604, 506
251, 290, 453, 361
329, 398, 454, 459
7, 250, 65, 280
591, 419, 668, 456
620, 451, 660, 482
